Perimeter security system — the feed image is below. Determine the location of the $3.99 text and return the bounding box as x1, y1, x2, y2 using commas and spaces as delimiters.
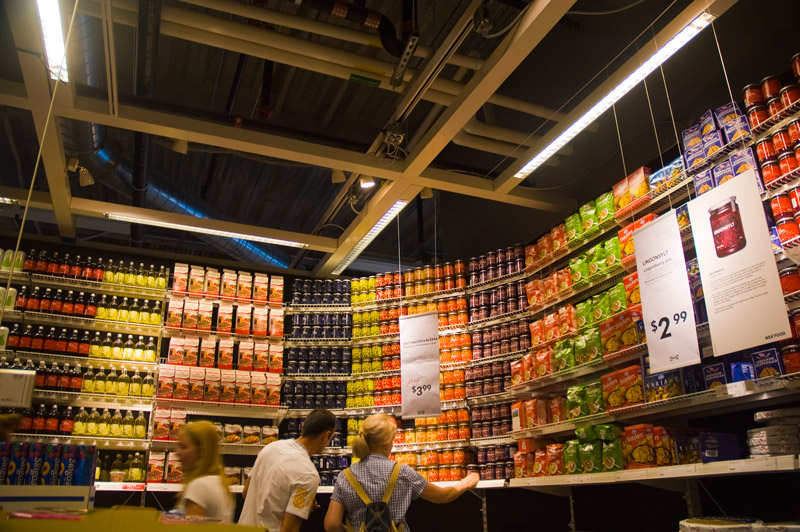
411, 384, 432, 396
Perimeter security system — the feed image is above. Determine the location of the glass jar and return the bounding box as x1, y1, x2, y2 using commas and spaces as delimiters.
780, 266, 800, 295
708, 196, 747, 257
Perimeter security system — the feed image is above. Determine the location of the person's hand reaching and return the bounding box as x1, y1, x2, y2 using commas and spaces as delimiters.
458, 472, 479, 490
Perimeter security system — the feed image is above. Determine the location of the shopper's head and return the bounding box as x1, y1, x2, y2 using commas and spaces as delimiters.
300, 408, 337, 454
178, 421, 225, 482
352, 413, 397, 459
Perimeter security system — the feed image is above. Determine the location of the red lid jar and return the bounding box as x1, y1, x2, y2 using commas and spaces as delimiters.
761, 158, 782, 185
776, 216, 800, 244
742, 83, 765, 108
708, 196, 747, 258
762, 75, 782, 99
780, 85, 800, 109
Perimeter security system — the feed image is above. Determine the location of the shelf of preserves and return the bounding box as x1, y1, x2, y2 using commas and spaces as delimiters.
392, 439, 470, 452
95, 482, 146, 492
351, 295, 404, 311
762, 167, 800, 197
285, 305, 352, 314
508, 455, 799, 488
145, 482, 244, 493
523, 248, 570, 278
466, 391, 512, 407
352, 333, 399, 346
469, 349, 529, 368
467, 269, 527, 295
284, 373, 351, 381
344, 404, 401, 416
151, 440, 266, 455
23, 311, 163, 336
441, 399, 468, 411
468, 435, 515, 448
469, 307, 532, 331
11, 432, 149, 450
285, 408, 347, 417
508, 344, 649, 399
153, 398, 287, 419
440, 361, 469, 370
439, 324, 469, 334
32, 390, 154, 411
750, 99, 800, 139
352, 368, 401, 379
283, 338, 352, 347
405, 287, 468, 303
32, 274, 167, 299
14, 350, 158, 373
163, 326, 282, 342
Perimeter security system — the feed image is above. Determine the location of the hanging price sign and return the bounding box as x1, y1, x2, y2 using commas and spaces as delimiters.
633, 210, 701, 372
400, 311, 441, 418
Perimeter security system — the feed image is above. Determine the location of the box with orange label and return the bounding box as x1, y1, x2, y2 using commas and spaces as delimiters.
524, 399, 549, 427
511, 400, 526, 432
600, 307, 643, 354
510, 359, 524, 387
627, 167, 652, 202
525, 244, 537, 268
521, 353, 533, 382
535, 348, 553, 378
623, 271, 640, 307
622, 424, 656, 469
613, 177, 631, 211
617, 364, 644, 408
526, 280, 541, 309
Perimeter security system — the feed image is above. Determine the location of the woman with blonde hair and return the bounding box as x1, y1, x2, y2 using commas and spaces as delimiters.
324, 413, 478, 532
174, 420, 234, 522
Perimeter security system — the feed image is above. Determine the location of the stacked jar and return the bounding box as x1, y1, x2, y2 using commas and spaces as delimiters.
404, 262, 467, 298
283, 380, 346, 409
470, 403, 513, 438
289, 312, 352, 340
345, 378, 401, 408
434, 296, 469, 328
439, 367, 467, 401
474, 442, 517, 480
291, 278, 351, 305
375, 271, 403, 301
394, 409, 471, 445
351, 276, 377, 305
311, 453, 351, 486
468, 280, 528, 323
285, 346, 352, 375
467, 245, 525, 286
465, 360, 512, 398
439, 332, 473, 365
470, 319, 530, 360
353, 306, 404, 338
778, 261, 800, 296
351, 343, 400, 374
285, 417, 344, 447
394, 447, 475, 482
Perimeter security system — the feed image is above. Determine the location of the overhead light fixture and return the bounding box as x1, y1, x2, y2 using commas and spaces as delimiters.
36, 0, 69, 82
359, 176, 376, 189
103, 213, 310, 249
172, 138, 189, 154
513, 12, 715, 180
79, 167, 94, 187
331, 200, 408, 275
0, 197, 18, 206
331, 169, 347, 184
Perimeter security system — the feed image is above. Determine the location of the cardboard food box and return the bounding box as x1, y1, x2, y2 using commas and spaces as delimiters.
221, 270, 238, 299
182, 299, 199, 330
217, 303, 234, 334
238, 340, 254, 372
167, 337, 185, 365
653, 426, 676, 467
623, 271, 640, 307
199, 338, 216, 368
511, 400, 525, 432
613, 177, 631, 211
204, 368, 221, 402
269, 308, 285, 337
266, 373, 281, 406
622, 424, 656, 469
702, 130, 724, 159
204, 268, 220, 297
169, 409, 187, 440
693, 168, 713, 195
712, 158, 734, 187
617, 365, 644, 408
253, 273, 270, 303
172, 263, 189, 294
236, 304, 252, 336
268, 344, 284, 374
220, 370, 237, 403
166, 298, 184, 328
627, 167, 652, 201
147, 451, 166, 483
183, 337, 199, 366
237, 272, 253, 302
157, 365, 175, 398
618, 222, 636, 260
253, 307, 269, 338
599, 307, 643, 354
173, 367, 190, 400
235, 371, 251, 404
188, 266, 205, 295
254, 341, 270, 372
269, 275, 284, 305
251, 372, 267, 405
681, 124, 702, 151
166, 452, 183, 483
218, 338, 235, 370
188, 368, 205, 401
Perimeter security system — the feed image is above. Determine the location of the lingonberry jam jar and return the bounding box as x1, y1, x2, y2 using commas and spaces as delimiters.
742, 83, 765, 108
756, 138, 777, 162
762, 75, 782, 99
709, 196, 747, 258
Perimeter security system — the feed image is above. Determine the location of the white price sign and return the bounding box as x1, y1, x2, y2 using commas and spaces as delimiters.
634, 210, 701, 372
399, 311, 441, 418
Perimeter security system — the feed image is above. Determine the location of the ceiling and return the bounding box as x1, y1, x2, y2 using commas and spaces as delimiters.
0, 0, 798, 276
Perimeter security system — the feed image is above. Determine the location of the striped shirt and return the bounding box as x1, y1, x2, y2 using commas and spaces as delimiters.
331, 454, 428, 532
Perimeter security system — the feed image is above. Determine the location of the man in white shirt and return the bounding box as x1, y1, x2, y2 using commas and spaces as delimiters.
240, 408, 336, 532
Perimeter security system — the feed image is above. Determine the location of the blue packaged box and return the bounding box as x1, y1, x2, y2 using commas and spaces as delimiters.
0, 442, 11, 484
42, 443, 62, 485
645, 370, 685, 402
682, 124, 702, 151
714, 102, 744, 126
730, 361, 755, 382
769, 225, 783, 254
648, 157, 685, 194
703, 130, 725, 158
700, 432, 742, 463
729, 147, 764, 193
699, 109, 717, 136
682, 365, 705, 394
75, 445, 97, 486
751, 348, 783, 378
722, 115, 751, 144
712, 159, 734, 187
58, 444, 80, 486
703, 363, 727, 390
8, 442, 29, 485
693, 169, 713, 195
24, 442, 46, 486
684, 144, 706, 170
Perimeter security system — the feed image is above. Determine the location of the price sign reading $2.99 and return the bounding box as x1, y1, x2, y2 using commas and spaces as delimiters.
650, 311, 689, 340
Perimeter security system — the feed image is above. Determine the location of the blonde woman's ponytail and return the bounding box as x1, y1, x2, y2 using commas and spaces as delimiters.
352, 425, 371, 459
350, 414, 396, 460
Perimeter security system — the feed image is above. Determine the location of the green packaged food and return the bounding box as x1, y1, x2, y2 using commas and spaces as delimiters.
591, 293, 610, 323
584, 381, 606, 415
596, 424, 622, 441
596, 191, 616, 223
602, 438, 624, 472
580, 441, 602, 474
565, 213, 583, 241
564, 440, 581, 475
575, 425, 597, 443
574, 334, 588, 365
575, 300, 592, 329
589, 246, 607, 277
566, 385, 588, 419
579, 201, 599, 233
607, 282, 627, 315
569, 255, 590, 285
604, 236, 622, 269
584, 328, 602, 362
553, 339, 575, 372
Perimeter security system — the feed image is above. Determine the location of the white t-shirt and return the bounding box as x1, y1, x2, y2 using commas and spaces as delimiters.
177, 474, 234, 523
238, 439, 320, 531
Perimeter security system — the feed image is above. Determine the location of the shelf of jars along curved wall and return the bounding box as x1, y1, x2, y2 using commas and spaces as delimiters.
613, 177, 693, 226
469, 349, 529, 368
391, 439, 471, 452
10, 433, 149, 451
31, 274, 168, 300
32, 390, 154, 411
350, 289, 468, 312
284, 373, 351, 381
163, 326, 283, 343
22, 311, 163, 336
466, 269, 528, 295
466, 391, 513, 407
468, 435, 516, 448
153, 398, 287, 419
12, 350, 158, 373
285, 305, 352, 314
342, 399, 467, 417
150, 439, 267, 456
283, 338, 352, 347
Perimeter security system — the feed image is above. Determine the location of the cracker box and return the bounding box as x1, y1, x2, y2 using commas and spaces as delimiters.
618, 222, 636, 260
529, 319, 544, 346
147, 451, 166, 483
220, 370, 236, 403
183, 337, 199, 367
166, 452, 183, 484
700, 432, 742, 463
601, 370, 621, 410
730, 147, 764, 193
262, 426, 279, 445
166, 298, 184, 328
699, 109, 717, 136
236, 304, 252, 336
525, 399, 549, 427
235, 371, 251, 404
269, 275, 284, 305
197, 300, 213, 332
269, 308, 285, 337
0, 442, 11, 484
653, 426, 676, 467
266, 373, 281, 406
167, 337, 185, 365
622, 424, 656, 469
188, 367, 205, 401
714, 102, 743, 128
204, 268, 220, 297
645, 369, 684, 402
693, 168, 713, 195
238, 341, 254, 371
173, 366, 190, 400
702, 130, 725, 159
152, 408, 171, 440
218, 338, 235, 370
600, 307, 643, 354
628, 167, 652, 201
617, 364, 644, 407
221, 270, 238, 299
254, 342, 270, 372
511, 400, 526, 432
157, 365, 175, 398
510, 360, 524, 387
712, 159, 734, 187
703, 362, 728, 390
268, 344, 284, 374
681, 124, 702, 151
237, 272, 253, 302
684, 143, 705, 170
250, 372, 267, 405
613, 177, 631, 211
170, 409, 187, 440
524, 244, 537, 268
648, 157, 685, 194
182, 298, 199, 330
751, 348, 783, 378
188, 266, 205, 295
722, 115, 750, 143
548, 396, 566, 423
253, 273, 269, 303
252, 307, 269, 338
199, 338, 216, 368
217, 302, 234, 334
172, 263, 189, 294
204, 368, 221, 402
535, 348, 553, 378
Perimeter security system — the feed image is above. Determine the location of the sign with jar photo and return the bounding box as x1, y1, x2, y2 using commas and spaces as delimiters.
687, 170, 791, 356
400, 311, 441, 418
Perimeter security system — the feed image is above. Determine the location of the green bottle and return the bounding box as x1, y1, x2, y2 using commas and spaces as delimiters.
129, 369, 142, 397
133, 411, 147, 439
93, 366, 107, 395
122, 411, 134, 439
89, 332, 102, 358
116, 367, 130, 396
86, 408, 100, 436
73, 407, 87, 435
118, 297, 130, 323
156, 265, 167, 289
129, 452, 144, 481
128, 299, 140, 324
101, 333, 113, 359
136, 263, 146, 288
125, 262, 135, 286
142, 371, 154, 397
133, 336, 145, 362
146, 265, 156, 288
144, 337, 157, 363
98, 408, 111, 436
110, 409, 122, 437
106, 367, 117, 394
123, 335, 134, 361
111, 334, 123, 359
96, 295, 108, 320
149, 302, 162, 326
81, 365, 95, 393
138, 300, 151, 324
114, 260, 126, 284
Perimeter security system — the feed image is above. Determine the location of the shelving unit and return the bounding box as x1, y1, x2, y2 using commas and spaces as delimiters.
153, 398, 287, 420
11, 433, 149, 450
31, 273, 167, 299
14, 349, 158, 373
32, 390, 154, 411
151, 440, 267, 455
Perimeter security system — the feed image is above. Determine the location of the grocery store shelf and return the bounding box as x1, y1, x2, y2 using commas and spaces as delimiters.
285, 408, 347, 417
531, 266, 627, 321
466, 391, 512, 407
469, 435, 515, 448
466, 269, 527, 295
438, 324, 469, 334
154, 398, 287, 419
32, 389, 154, 411
509, 455, 799, 488
283, 338, 352, 347
763, 167, 800, 198
469, 307, 532, 331
344, 404, 401, 416
15, 349, 158, 373
0, 310, 23, 321
146, 483, 182, 492
615, 178, 694, 226
687, 135, 753, 176
405, 287, 467, 303
440, 360, 469, 370
392, 439, 470, 452
351, 295, 404, 311
523, 248, 570, 279
285, 304, 352, 314
284, 373, 351, 381
95, 482, 146, 492
352, 333, 399, 346
33, 274, 167, 299
0, 270, 30, 284
169, 292, 281, 309
11, 432, 149, 450
151, 440, 267, 455
441, 399, 467, 411
352, 368, 401, 379
469, 349, 528, 367
163, 326, 282, 342
750, 99, 800, 139
23, 311, 162, 336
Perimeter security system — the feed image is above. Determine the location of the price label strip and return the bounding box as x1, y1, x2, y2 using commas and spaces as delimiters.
399, 312, 442, 418
633, 210, 701, 372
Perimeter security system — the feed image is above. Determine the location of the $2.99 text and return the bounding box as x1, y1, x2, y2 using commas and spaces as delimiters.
650, 311, 688, 340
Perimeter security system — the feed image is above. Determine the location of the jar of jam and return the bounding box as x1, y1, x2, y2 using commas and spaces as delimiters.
756, 138, 777, 162
779, 266, 800, 295
428, 466, 440, 483
762, 158, 782, 184
777, 216, 800, 244
709, 196, 747, 258
742, 83, 765, 108
762, 75, 782, 99
789, 120, 800, 144
772, 194, 794, 218
793, 53, 800, 81
748, 105, 769, 128
767, 96, 783, 117
779, 152, 799, 176
790, 310, 800, 339
773, 129, 793, 153
782, 344, 800, 374
781, 85, 800, 108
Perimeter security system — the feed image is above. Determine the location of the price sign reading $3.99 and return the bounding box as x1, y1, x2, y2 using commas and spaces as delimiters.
411, 384, 433, 396
650, 311, 689, 340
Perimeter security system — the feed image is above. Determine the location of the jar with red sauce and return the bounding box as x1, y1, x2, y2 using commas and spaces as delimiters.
772, 194, 794, 219
756, 138, 777, 162
789, 187, 800, 215
779, 152, 799, 176
709, 196, 747, 257
768, 97, 784, 117
776, 216, 800, 244
779, 266, 800, 295
780, 85, 800, 108
773, 129, 793, 153
748, 105, 769, 128
742, 83, 765, 108
762, 75, 782, 99
762, 158, 782, 184
793, 53, 800, 81
789, 121, 800, 145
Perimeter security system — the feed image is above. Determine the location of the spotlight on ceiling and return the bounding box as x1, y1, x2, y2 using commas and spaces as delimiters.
172, 138, 189, 154
420, 187, 434, 200
359, 176, 376, 189
79, 167, 94, 187
331, 169, 346, 184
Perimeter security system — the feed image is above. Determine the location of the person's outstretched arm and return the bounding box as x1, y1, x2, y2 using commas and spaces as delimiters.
323, 500, 346, 532
419, 472, 479, 504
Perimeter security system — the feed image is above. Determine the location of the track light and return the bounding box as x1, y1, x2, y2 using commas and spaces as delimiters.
331, 200, 409, 275
79, 167, 94, 187
359, 176, 376, 189
332, 169, 347, 184
172, 138, 189, 154
36, 0, 68, 82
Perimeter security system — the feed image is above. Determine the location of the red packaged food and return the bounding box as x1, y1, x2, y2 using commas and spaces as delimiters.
524, 244, 537, 269
535, 348, 553, 378
524, 399, 548, 427
558, 304, 577, 336
537, 235, 552, 262
542, 273, 558, 301
218, 339, 234, 370
251, 372, 267, 405
199, 338, 216, 368
525, 280, 541, 308
268, 344, 284, 374
167, 338, 185, 366
551, 223, 568, 254
173, 367, 190, 400
253, 342, 269, 371
510, 359, 524, 386
543, 313, 559, 342
219, 370, 236, 403
557, 267, 572, 293
217, 303, 234, 334
521, 353, 534, 382
548, 396, 566, 423
204, 369, 221, 402
529, 319, 544, 346
622, 424, 656, 469
624, 271, 640, 307
546, 444, 564, 476
533, 449, 547, 477
157, 366, 175, 398
235, 372, 251, 404
514, 451, 534, 478
183, 338, 199, 367
238, 341, 254, 372
236, 304, 252, 336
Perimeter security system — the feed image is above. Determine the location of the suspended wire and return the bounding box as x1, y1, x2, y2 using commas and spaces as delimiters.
478, 3, 533, 39
568, 0, 645, 16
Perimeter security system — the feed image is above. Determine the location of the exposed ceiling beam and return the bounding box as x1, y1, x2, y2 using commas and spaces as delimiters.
492, 0, 740, 195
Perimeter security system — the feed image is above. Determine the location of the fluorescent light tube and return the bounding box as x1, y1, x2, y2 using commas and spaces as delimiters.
331, 200, 408, 275
514, 12, 715, 179
36, 0, 69, 82
104, 213, 309, 249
